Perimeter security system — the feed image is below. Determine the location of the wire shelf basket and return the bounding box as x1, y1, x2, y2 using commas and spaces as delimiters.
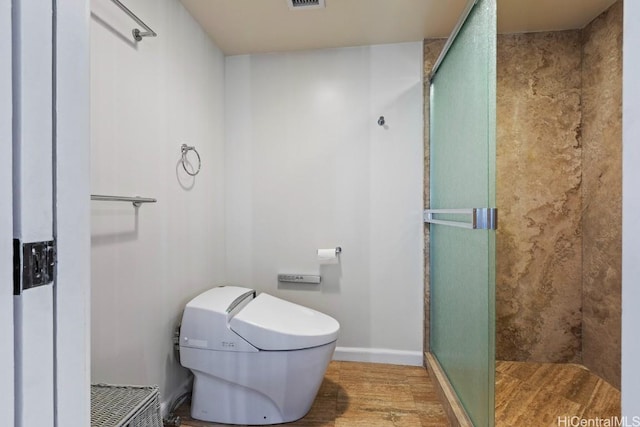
91, 384, 162, 427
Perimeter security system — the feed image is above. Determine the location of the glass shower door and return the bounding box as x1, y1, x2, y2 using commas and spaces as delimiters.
428, 0, 496, 426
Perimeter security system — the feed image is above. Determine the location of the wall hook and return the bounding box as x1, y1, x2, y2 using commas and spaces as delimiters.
377, 116, 385, 126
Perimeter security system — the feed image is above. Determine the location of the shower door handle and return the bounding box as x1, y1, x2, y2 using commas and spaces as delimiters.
423, 208, 497, 230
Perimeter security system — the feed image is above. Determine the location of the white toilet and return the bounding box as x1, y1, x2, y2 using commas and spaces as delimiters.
179, 285, 340, 425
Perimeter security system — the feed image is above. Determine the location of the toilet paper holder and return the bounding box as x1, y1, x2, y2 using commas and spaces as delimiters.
317, 247, 342, 265
318, 247, 341, 256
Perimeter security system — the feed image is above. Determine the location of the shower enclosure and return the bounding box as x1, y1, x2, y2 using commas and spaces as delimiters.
426, 0, 622, 424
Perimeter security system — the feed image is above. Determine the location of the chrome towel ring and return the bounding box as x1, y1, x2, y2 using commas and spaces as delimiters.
181, 144, 201, 176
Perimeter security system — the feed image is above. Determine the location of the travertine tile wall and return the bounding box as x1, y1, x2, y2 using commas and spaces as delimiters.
581, 1, 622, 389
495, 30, 584, 364
423, 1, 622, 388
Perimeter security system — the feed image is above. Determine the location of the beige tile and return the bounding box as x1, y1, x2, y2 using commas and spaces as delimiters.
496, 361, 620, 426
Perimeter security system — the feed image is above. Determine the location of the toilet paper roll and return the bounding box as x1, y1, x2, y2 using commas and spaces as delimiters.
317, 248, 339, 265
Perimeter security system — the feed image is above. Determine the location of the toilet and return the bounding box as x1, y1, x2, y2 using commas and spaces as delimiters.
179, 285, 340, 425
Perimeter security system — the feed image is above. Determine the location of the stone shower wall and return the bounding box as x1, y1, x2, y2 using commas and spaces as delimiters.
495, 30, 583, 363
581, 1, 622, 389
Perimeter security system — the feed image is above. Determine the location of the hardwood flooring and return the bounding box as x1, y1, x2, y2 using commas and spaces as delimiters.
176, 361, 450, 427
495, 361, 621, 426
176, 360, 619, 427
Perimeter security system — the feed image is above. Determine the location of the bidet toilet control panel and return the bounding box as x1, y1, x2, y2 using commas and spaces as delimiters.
277, 274, 321, 284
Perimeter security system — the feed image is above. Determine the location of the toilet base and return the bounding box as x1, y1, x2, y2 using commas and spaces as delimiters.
191, 374, 285, 425
181, 341, 336, 425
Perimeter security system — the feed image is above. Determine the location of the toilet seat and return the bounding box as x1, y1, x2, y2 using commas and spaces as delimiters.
230, 293, 339, 350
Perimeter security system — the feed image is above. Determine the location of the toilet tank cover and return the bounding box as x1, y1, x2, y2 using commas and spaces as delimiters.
229, 294, 340, 350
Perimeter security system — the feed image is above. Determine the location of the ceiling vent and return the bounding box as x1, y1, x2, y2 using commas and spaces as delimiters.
287, 0, 326, 10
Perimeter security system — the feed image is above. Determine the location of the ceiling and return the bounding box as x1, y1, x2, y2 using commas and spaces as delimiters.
180, 0, 618, 56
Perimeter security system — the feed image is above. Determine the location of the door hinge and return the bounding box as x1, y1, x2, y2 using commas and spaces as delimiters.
13, 239, 56, 295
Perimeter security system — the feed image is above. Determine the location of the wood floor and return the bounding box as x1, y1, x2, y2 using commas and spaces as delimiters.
495, 361, 621, 426
176, 361, 450, 427
176, 360, 620, 427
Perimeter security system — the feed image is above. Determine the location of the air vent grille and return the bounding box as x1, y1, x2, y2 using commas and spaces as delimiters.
287, 0, 325, 10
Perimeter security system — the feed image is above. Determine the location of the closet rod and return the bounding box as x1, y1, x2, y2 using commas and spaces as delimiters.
110, 0, 157, 41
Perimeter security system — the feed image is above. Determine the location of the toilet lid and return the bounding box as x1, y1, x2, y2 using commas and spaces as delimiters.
229, 293, 339, 350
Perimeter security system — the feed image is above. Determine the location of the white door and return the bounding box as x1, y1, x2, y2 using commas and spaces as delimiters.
12, 1, 56, 425
0, 0, 14, 425
9, 1, 91, 426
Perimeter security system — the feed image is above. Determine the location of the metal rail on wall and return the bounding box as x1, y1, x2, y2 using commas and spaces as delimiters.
110, 0, 157, 42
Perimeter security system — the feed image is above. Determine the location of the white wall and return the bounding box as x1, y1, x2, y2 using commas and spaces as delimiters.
225, 42, 424, 364
622, 0, 640, 415
90, 0, 225, 408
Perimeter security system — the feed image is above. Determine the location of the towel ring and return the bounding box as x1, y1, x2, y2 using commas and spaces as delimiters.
181, 144, 201, 176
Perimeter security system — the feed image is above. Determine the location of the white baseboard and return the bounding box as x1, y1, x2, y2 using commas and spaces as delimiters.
333, 346, 423, 366
160, 376, 192, 418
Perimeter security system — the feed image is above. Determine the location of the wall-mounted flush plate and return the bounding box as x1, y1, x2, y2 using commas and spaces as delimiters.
278, 274, 321, 284
13, 239, 56, 295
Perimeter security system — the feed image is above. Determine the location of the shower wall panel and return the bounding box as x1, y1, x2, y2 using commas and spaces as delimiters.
495, 31, 583, 363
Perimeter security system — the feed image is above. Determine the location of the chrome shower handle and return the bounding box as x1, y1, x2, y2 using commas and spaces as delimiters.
424, 208, 497, 230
